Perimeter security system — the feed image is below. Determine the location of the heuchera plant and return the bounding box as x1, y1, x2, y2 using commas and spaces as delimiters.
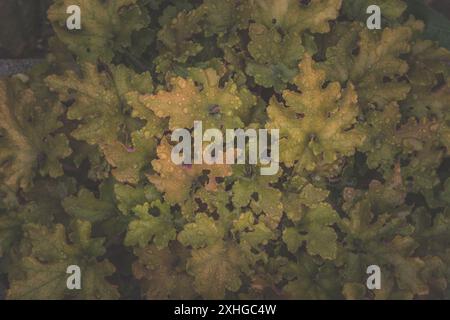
1, 0, 450, 300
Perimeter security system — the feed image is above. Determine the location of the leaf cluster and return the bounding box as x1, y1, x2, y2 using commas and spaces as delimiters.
1, 0, 450, 300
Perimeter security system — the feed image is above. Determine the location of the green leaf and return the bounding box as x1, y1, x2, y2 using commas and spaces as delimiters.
125, 200, 176, 248
232, 169, 283, 229
245, 23, 303, 90
239, 222, 275, 248
7, 221, 119, 299
178, 213, 224, 249
281, 254, 341, 299
48, 0, 150, 62
283, 204, 339, 260
46, 63, 162, 184
0, 79, 71, 206
267, 54, 365, 169
148, 137, 232, 204
132, 245, 195, 299
0, 215, 21, 257
114, 183, 160, 215
63, 189, 115, 223
186, 242, 250, 299
321, 20, 422, 106
248, 0, 342, 33
141, 68, 255, 130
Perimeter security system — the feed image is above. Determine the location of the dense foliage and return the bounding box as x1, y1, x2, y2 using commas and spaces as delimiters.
1, 0, 450, 300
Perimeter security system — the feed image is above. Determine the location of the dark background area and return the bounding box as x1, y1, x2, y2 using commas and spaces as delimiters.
0, 0, 449, 59
426, 0, 450, 14
0, 0, 52, 59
